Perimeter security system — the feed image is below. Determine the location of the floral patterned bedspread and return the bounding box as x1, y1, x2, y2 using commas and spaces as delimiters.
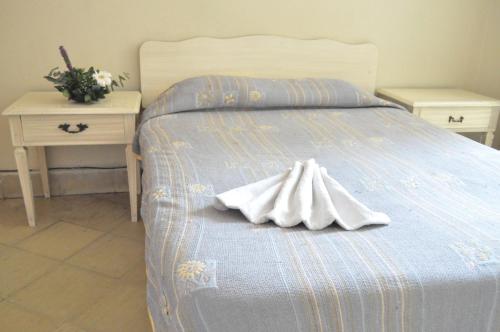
138, 78, 500, 332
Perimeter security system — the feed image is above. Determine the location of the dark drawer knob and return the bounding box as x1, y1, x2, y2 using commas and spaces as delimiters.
58, 123, 88, 134
448, 116, 464, 123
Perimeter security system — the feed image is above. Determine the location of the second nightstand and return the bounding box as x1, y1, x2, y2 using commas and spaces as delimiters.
2, 91, 141, 226
376, 88, 500, 146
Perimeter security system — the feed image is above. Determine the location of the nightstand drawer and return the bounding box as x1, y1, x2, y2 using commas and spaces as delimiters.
21, 114, 126, 145
419, 107, 493, 130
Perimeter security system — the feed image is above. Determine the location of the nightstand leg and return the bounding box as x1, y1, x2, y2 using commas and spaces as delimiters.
37, 146, 50, 198
485, 131, 494, 147
14, 147, 36, 227
136, 162, 141, 195
126, 144, 138, 222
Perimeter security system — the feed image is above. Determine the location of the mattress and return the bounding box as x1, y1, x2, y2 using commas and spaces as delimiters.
138, 78, 500, 332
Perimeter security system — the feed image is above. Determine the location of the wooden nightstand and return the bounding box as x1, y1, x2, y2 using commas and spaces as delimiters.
376, 88, 500, 146
2, 91, 141, 226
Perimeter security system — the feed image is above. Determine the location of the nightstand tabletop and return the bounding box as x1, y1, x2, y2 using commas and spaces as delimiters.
2, 91, 141, 116
376, 88, 500, 108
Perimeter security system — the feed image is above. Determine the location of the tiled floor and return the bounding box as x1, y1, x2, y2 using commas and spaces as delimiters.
0, 193, 151, 332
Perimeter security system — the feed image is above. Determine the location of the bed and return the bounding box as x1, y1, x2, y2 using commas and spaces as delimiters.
137, 36, 500, 332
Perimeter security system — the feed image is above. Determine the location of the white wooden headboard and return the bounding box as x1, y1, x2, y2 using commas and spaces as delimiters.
139, 36, 378, 107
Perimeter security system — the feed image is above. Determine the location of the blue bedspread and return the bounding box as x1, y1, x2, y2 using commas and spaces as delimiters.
138, 78, 500, 332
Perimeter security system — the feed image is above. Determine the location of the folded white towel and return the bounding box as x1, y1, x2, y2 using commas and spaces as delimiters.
214, 159, 390, 230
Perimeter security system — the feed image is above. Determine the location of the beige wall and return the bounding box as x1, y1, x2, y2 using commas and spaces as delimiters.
0, 0, 497, 171
467, 0, 500, 147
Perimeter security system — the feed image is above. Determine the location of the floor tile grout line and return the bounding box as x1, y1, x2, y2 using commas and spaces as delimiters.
0, 193, 140, 244
3, 241, 67, 263
6, 284, 114, 330
1, 217, 144, 249
3, 261, 65, 300
118, 258, 149, 283
0, 193, 150, 331
63, 230, 146, 279
3, 239, 145, 300
64, 260, 137, 280
4, 226, 145, 295
62, 229, 145, 264
4, 248, 141, 301
4, 279, 148, 330
0, 246, 63, 299
5, 263, 127, 326
9, 224, 106, 262
68, 218, 146, 243
60, 230, 109, 262
63, 211, 132, 233
5, 260, 132, 303
0, 277, 145, 332
108, 230, 146, 244
4, 218, 62, 247
64, 259, 134, 280
58, 271, 149, 330
11, 220, 65, 247
4, 297, 66, 326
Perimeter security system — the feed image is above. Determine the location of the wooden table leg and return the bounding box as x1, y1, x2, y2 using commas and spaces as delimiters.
136, 159, 142, 195
14, 147, 36, 227
485, 131, 495, 147
126, 144, 138, 222
37, 146, 50, 198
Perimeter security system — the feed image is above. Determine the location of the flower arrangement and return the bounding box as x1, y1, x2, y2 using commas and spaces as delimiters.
44, 46, 129, 103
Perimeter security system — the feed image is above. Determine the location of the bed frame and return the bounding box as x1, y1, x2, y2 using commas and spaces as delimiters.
138, 36, 378, 331
139, 35, 378, 107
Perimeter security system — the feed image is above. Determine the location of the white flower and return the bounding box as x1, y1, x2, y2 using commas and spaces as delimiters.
93, 70, 113, 87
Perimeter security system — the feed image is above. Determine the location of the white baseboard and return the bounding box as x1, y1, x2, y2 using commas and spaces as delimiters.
0, 168, 129, 199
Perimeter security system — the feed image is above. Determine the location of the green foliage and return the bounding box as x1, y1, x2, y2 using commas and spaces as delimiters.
44, 47, 128, 104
